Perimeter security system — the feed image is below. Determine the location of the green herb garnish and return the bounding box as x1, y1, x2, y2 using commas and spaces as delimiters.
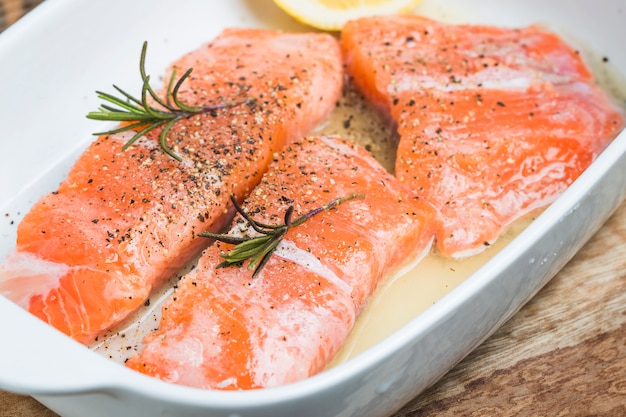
200, 192, 364, 278
87, 41, 254, 161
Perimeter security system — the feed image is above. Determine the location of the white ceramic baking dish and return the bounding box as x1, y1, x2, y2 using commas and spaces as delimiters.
1, 0, 625, 416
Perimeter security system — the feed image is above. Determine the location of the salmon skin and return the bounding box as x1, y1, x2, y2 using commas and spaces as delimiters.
0, 29, 343, 344
125, 135, 436, 390
342, 15, 625, 257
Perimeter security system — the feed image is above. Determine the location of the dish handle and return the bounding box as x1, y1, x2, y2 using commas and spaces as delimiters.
0, 296, 126, 395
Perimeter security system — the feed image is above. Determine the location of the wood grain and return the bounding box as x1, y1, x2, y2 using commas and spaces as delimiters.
1, 2, 625, 416
393, 200, 626, 416
0, 0, 39, 31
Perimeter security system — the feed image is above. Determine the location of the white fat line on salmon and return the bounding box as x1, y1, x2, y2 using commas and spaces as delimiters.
69, 266, 93, 335
0, 250, 70, 309
224, 211, 353, 295
391, 69, 576, 93
274, 240, 354, 296
318, 135, 384, 173
316, 135, 405, 194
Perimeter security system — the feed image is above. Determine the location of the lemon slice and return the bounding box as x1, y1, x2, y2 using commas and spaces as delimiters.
273, 0, 422, 31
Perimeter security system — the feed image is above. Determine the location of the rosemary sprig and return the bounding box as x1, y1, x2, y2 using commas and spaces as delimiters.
86, 41, 254, 161
199, 192, 364, 278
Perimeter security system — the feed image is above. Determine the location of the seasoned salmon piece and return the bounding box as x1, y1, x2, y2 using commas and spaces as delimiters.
342, 15, 625, 257
125, 135, 436, 390
0, 29, 343, 344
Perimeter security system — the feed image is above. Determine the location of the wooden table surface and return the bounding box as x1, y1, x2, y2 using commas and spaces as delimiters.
1, 2, 625, 416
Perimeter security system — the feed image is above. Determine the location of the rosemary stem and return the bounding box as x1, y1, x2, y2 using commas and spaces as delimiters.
291, 192, 364, 227
201, 192, 364, 278
87, 41, 254, 161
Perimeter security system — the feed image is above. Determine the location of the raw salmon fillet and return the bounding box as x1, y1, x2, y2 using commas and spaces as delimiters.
125, 135, 436, 390
0, 29, 343, 344
342, 15, 625, 256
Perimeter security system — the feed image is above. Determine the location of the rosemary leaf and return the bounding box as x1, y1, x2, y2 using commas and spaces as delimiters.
87, 41, 253, 161
199, 192, 364, 278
